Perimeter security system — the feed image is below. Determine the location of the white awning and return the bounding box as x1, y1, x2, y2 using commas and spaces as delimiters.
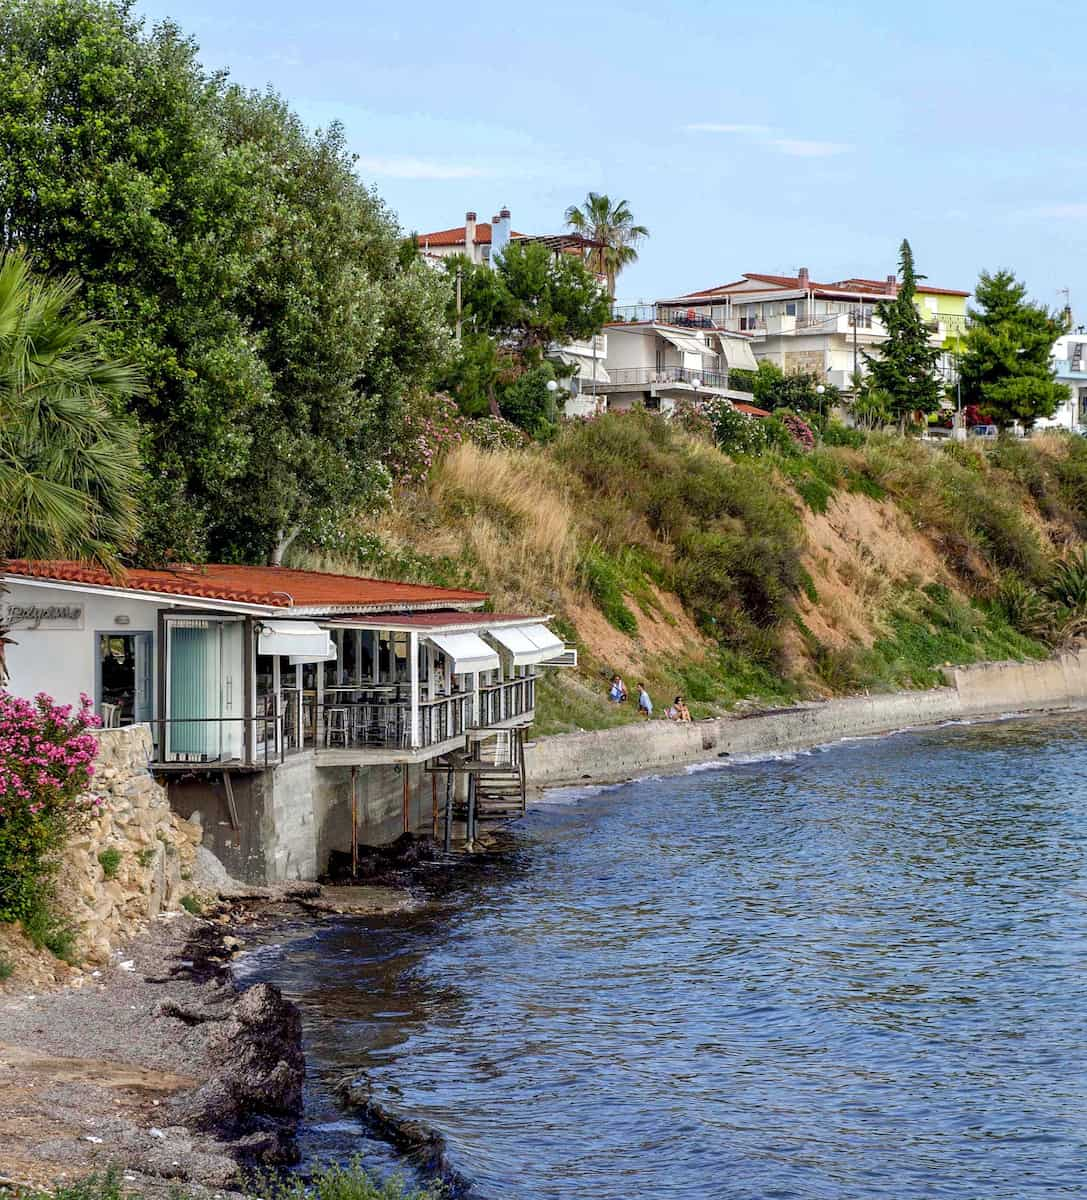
659, 330, 718, 358
488, 623, 564, 667
716, 334, 759, 370
560, 351, 611, 384
426, 632, 500, 674
259, 619, 334, 658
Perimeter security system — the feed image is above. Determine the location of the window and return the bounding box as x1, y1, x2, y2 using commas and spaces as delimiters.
785, 301, 797, 316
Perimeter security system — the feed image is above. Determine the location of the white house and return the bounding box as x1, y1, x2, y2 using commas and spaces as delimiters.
571, 306, 759, 417
2, 560, 566, 880
650, 268, 970, 392
1033, 333, 1087, 432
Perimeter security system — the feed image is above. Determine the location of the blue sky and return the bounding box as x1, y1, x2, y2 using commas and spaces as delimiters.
136, 0, 1082, 312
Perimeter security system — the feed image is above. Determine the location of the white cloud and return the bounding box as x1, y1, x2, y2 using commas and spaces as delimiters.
767, 138, 853, 158
686, 123, 853, 158
355, 157, 492, 180
1028, 203, 1087, 219
684, 122, 774, 135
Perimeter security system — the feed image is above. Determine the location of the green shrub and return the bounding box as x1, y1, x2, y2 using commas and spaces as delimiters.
22, 903, 78, 964
34, 1160, 442, 1200
0, 952, 12, 982
1046, 549, 1087, 609
135, 847, 156, 868
577, 546, 638, 635
98, 848, 122, 880
822, 421, 865, 448
180, 893, 203, 916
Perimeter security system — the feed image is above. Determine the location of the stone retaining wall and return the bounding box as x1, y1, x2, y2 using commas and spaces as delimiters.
59, 726, 202, 964
525, 649, 1087, 789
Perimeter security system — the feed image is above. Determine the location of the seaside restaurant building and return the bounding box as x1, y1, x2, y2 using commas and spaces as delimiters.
1, 560, 566, 881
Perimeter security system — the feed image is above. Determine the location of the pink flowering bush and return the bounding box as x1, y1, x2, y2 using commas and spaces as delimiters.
386, 393, 465, 487
0, 692, 100, 925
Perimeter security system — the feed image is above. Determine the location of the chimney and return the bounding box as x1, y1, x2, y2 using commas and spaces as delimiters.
464, 211, 477, 262
885, 274, 896, 293
797, 267, 809, 288
491, 206, 511, 264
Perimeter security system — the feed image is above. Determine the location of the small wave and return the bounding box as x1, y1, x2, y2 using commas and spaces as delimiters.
231, 941, 287, 983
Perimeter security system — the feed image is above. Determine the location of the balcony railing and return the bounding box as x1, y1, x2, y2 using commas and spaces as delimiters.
153, 714, 286, 767
597, 366, 734, 391
318, 693, 473, 752
476, 676, 536, 727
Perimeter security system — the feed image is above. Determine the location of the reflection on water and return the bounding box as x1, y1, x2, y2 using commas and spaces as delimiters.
248, 715, 1087, 1199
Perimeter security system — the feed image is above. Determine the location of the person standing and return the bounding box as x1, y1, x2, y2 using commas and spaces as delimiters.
638, 684, 653, 719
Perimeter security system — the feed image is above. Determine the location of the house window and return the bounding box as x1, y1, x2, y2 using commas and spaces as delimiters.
785, 301, 797, 316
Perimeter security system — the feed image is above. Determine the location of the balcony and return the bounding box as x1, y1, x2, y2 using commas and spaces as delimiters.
314, 693, 474, 764
594, 366, 734, 392
476, 677, 536, 727
1053, 357, 1087, 379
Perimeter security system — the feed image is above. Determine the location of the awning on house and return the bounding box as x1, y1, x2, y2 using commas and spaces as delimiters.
259, 619, 334, 658
715, 335, 759, 371
659, 330, 718, 358
426, 632, 500, 674
487, 623, 565, 667
559, 351, 611, 384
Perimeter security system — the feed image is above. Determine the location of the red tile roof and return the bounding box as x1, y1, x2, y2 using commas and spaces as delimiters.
2, 561, 487, 613
734, 402, 772, 417
417, 222, 527, 247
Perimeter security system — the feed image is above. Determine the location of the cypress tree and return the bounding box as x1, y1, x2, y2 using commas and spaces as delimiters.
865, 239, 942, 426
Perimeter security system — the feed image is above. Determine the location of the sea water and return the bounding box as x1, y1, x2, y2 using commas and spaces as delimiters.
245, 714, 1087, 1199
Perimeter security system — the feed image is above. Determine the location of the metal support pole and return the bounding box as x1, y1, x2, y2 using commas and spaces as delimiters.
351, 765, 358, 879
444, 768, 453, 853
467, 772, 476, 846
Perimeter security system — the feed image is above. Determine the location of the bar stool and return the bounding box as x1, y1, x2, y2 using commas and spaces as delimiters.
325, 706, 349, 748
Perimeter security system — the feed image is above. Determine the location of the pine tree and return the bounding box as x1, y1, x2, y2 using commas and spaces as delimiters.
864, 239, 942, 425
957, 270, 1068, 430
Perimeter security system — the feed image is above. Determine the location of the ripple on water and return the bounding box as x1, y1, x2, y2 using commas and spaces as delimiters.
248, 715, 1087, 1200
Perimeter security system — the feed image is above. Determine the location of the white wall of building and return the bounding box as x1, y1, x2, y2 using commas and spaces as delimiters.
4, 581, 164, 709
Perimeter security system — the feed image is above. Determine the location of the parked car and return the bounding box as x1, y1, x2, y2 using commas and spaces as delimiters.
968, 424, 998, 439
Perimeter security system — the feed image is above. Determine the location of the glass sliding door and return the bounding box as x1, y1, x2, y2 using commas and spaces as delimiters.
165, 618, 245, 761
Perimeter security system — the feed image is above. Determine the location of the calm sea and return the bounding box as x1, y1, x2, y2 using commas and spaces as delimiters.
241, 714, 1087, 1199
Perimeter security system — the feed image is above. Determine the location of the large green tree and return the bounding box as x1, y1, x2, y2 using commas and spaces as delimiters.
0, 0, 453, 565
564, 193, 649, 298
958, 270, 1068, 430
864, 239, 942, 424
442, 241, 608, 436
0, 250, 142, 567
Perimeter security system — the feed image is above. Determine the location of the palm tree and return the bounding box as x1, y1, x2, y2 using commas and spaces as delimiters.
0, 250, 144, 679
564, 193, 649, 299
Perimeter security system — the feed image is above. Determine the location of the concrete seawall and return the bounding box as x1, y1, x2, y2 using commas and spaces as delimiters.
525, 649, 1087, 788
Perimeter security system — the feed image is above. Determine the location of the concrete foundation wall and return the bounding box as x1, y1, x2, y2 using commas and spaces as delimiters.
525, 650, 1087, 788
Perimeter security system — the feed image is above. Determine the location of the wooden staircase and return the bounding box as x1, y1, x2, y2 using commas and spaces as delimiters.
428, 729, 527, 848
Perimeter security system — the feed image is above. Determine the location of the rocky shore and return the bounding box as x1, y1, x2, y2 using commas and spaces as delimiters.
0, 872, 419, 1194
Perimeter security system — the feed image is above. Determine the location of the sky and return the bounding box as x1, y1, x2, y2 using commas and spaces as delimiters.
135, 0, 1083, 312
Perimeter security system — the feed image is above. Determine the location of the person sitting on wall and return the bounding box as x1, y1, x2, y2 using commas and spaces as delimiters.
674, 696, 692, 722
609, 674, 628, 703
638, 684, 653, 720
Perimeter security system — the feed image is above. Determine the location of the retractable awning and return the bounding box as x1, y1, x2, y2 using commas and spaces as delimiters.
487, 623, 564, 667
659, 330, 718, 358
559, 351, 612, 384
715, 334, 759, 370
259, 619, 335, 658
426, 632, 500, 674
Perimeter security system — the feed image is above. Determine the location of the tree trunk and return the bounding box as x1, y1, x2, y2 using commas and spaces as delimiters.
271, 527, 300, 567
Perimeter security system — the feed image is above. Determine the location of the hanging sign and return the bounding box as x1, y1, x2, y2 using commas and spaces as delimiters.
1, 602, 85, 630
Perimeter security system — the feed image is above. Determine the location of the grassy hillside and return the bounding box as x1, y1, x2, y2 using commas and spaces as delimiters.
299, 412, 1087, 734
